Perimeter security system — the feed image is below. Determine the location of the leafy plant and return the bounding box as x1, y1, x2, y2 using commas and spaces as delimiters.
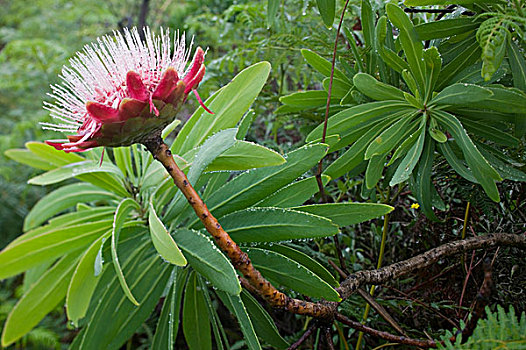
439, 305, 526, 349
1, 61, 392, 349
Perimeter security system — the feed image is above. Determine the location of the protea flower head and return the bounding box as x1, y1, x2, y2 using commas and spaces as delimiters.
43, 27, 212, 152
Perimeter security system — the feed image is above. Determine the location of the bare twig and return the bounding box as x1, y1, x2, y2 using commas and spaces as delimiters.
324, 328, 336, 350
289, 324, 317, 350
356, 288, 407, 336
336, 313, 437, 348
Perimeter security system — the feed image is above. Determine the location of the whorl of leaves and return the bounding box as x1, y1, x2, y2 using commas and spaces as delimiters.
439, 305, 526, 349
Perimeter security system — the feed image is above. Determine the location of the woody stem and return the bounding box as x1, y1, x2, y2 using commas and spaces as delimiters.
143, 136, 333, 318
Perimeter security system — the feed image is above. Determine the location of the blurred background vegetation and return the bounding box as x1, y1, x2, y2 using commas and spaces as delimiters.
1, 0, 525, 349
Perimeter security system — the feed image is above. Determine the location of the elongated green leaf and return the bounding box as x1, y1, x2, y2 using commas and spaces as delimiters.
386, 4, 425, 94
316, 0, 335, 27
438, 142, 477, 183
438, 39, 481, 90
353, 73, 405, 101
190, 144, 328, 223
74, 242, 171, 350
390, 117, 426, 185
247, 248, 341, 301
149, 203, 186, 266
1, 253, 80, 347
173, 62, 271, 155
291, 202, 393, 227
264, 244, 338, 287
28, 160, 124, 185
256, 175, 330, 208
183, 271, 212, 350
0, 220, 113, 279
434, 110, 501, 201
240, 291, 289, 349
365, 154, 386, 189
324, 118, 395, 178
151, 270, 177, 350
280, 90, 328, 108
473, 85, 526, 114
415, 18, 479, 41
405, 0, 495, 5
24, 183, 118, 231
508, 40, 526, 92
174, 229, 241, 295
461, 119, 519, 147
198, 277, 227, 350
388, 122, 423, 165
216, 291, 262, 350
111, 198, 141, 306
478, 144, 526, 182
4, 149, 54, 170
376, 16, 410, 73
219, 207, 339, 243
423, 47, 442, 101
431, 83, 493, 106
322, 77, 352, 99
365, 113, 417, 159
66, 232, 111, 326
267, 0, 279, 27
300, 50, 351, 83
307, 101, 412, 142
207, 141, 286, 171
413, 138, 439, 221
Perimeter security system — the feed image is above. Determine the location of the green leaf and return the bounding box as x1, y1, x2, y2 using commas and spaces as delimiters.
0, 220, 113, 279
216, 292, 262, 350
4, 149, 54, 170
413, 138, 440, 221
423, 47, 442, 101
437, 142, 477, 183
438, 39, 481, 90
256, 175, 330, 208
267, 0, 279, 28
324, 117, 395, 178
149, 202, 186, 266
472, 85, 526, 114
73, 239, 171, 350
174, 229, 241, 295
364, 113, 417, 159
28, 160, 124, 185
240, 291, 289, 349
291, 202, 393, 227
111, 198, 142, 306
208, 141, 286, 171
151, 271, 177, 350
264, 244, 338, 287
173, 62, 271, 155
390, 117, 426, 185
1, 252, 80, 347
322, 77, 353, 99
66, 233, 110, 326
353, 73, 405, 101
434, 110, 501, 201
361, 0, 375, 49
307, 101, 412, 142
190, 144, 328, 223
219, 207, 339, 243
365, 154, 386, 189
415, 18, 479, 41
247, 248, 341, 301
301, 49, 351, 82
386, 4, 425, 94
183, 271, 212, 350
405, 0, 495, 4
431, 83, 493, 106
279, 90, 328, 108
508, 40, 526, 92
461, 119, 519, 147
477, 16, 508, 81
316, 0, 335, 27
23, 183, 118, 231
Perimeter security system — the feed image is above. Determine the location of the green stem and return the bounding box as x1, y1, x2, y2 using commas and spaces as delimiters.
355, 212, 390, 349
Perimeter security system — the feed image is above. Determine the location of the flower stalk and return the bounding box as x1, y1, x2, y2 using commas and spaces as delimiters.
143, 134, 334, 318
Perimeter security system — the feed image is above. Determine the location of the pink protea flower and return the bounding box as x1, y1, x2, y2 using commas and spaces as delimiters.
43, 27, 212, 152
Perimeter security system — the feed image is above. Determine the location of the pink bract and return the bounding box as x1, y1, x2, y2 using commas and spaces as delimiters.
43, 27, 212, 152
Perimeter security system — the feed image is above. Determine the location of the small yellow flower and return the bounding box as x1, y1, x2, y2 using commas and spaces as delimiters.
411, 203, 420, 209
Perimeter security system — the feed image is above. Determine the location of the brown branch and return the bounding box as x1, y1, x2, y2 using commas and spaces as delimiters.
289, 324, 317, 350
336, 313, 437, 348
144, 136, 333, 317
337, 233, 526, 300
